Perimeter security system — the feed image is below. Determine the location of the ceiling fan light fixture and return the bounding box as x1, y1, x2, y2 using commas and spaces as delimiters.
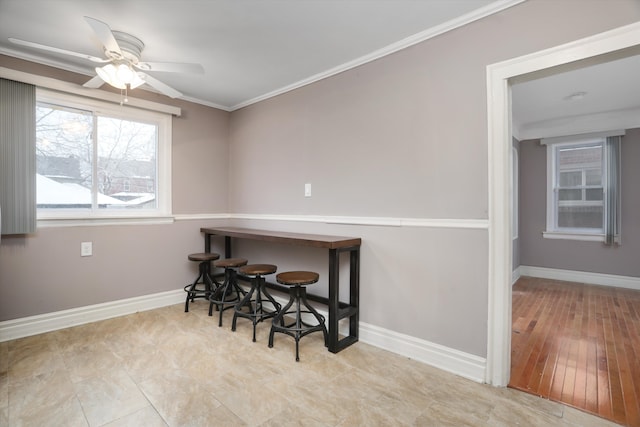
95, 63, 145, 90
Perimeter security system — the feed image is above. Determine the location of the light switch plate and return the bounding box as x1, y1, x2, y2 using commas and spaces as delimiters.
304, 183, 311, 197
81, 241, 92, 257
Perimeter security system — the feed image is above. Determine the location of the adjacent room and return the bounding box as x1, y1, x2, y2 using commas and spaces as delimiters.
1, 1, 639, 426
510, 50, 640, 426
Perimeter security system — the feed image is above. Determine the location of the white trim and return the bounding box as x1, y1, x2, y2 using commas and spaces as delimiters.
173, 213, 231, 221
540, 129, 625, 145
517, 108, 638, 141
520, 265, 640, 291
34, 88, 173, 220
0, 289, 185, 342
512, 146, 518, 240
0, 287, 486, 383
230, 0, 525, 111
34, 212, 490, 229
512, 266, 521, 285
231, 213, 489, 229
359, 322, 486, 382
265, 290, 483, 382
37, 216, 175, 228
542, 231, 605, 242
544, 138, 613, 239
0, 66, 181, 116
487, 21, 640, 387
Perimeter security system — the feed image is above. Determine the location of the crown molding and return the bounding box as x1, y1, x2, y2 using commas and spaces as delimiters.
516, 107, 640, 141
230, 0, 526, 111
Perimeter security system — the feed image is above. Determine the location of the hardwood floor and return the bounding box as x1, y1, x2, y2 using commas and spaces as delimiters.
509, 276, 640, 427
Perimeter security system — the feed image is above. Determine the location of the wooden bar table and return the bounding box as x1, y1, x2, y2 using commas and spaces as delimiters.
201, 226, 361, 353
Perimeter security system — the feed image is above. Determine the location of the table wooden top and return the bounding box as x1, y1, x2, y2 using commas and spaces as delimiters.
200, 226, 361, 249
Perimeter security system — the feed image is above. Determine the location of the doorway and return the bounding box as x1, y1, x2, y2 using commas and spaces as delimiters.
486, 22, 640, 388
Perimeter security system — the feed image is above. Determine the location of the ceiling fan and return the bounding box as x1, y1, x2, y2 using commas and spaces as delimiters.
9, 16, 204, 98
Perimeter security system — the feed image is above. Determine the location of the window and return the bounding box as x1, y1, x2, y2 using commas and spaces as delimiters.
35, 89, 171, 222
544, 133, 621, 242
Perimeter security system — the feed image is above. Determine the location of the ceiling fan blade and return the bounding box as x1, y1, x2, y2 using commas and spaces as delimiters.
83, 75, 105, 89
8, 38, 109, 63
136, 61, 204, 74
84, 16, 122, 57
140, 73, 182, 98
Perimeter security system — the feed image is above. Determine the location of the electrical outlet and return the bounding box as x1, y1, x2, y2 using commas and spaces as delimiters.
304, 183, 312, 197
81, 241, 92, 257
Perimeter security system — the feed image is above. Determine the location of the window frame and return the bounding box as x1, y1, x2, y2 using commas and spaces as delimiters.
544, 137, 607, 242
36, 88, 172, 226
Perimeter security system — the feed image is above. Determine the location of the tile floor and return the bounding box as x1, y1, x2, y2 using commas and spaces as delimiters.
0, 300, 621, 426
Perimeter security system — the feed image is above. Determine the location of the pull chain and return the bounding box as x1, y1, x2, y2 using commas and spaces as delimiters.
119, 85, 130, 106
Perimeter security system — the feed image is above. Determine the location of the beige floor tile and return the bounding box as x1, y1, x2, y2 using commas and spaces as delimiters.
9, 395, 88, 427
138, 370, 243, 427
9, 369, 73, 405
8, 334, 65, 381
0, 348, 7, 410
8, 369, 87, 427
259, 403, 333, 427
561, 406, 621, 427
74, 369, 149, 426
101, 405, 168, 427
60, 340, 123, 383
0, 406, 7, 427
0, 341, 7, 371
2, 303, 620, 427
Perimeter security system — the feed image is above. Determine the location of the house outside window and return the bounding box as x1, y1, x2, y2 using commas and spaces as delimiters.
35, 89, 171, 222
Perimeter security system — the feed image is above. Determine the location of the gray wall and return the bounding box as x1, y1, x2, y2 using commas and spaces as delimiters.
519, 128, 640, 277
0, 56, 232, 320
1, 0, 639, 359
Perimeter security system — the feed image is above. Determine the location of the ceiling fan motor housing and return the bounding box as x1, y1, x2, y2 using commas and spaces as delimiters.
110, 31, 145, 65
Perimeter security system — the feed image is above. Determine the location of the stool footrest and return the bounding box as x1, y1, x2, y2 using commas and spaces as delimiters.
232, 273, 281, 342
268, 282, 328, 361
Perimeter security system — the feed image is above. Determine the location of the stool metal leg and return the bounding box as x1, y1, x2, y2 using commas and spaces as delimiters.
269, 285, 327, 361
184, 261, 218, 312
208, 268, 245, 326
232, 275, 281, 342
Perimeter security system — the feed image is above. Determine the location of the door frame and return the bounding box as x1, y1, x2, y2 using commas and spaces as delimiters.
485, 21, 640, 386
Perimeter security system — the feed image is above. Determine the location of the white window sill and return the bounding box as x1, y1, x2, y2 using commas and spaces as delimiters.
37, 216, 175, 228
542, 231, 605, 242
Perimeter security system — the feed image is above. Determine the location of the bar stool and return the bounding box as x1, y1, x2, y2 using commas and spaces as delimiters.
232, 264, 281, 342
269, 271, 328, 361
208, 257, 248, 326
183, 252, 220, 312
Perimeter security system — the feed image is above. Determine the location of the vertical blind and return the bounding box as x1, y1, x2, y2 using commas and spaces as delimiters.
605, 135, 621, 246
0, 78, 36, 235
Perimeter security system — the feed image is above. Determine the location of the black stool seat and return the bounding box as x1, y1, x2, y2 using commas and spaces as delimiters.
184, 252, 220, 312
269, 271, 328, 361
232, 264, 281, 342
208, 258, 248, 326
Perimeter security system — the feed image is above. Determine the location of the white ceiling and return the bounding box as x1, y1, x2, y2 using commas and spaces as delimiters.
511, 49, 640, 140
0, 0, 506, 110
1, 0, 638, 138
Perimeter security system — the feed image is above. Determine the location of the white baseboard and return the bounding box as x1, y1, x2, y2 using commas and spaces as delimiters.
519, 265, 640, 291
0, 289, 185, 342
266, 292, 485, 382
512, 266, 521, 285
358, 323, 486, 383
0, 288, 486, 383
